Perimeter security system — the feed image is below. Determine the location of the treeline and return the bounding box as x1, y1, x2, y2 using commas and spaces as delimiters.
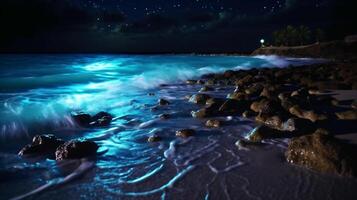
272, 25, 325, 46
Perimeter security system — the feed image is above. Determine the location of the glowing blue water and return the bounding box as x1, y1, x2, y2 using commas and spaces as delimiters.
0, 54, 306, 138
2, 54, 353, 200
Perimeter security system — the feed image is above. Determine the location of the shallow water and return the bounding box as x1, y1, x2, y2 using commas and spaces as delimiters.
0, 54, 356, 200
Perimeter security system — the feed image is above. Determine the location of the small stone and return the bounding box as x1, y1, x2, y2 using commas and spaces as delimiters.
335, 110, 357, 120
205, 119, 221, 128
91, 112, 113, 127
352, 100, 357, 109
158, 98, 170, 106
197, 80, 205, 84
176, 129, 195, 138
186, 80, 197, 85
189, 94, 211, 104
247, 125, 286, 142
199, 86, 214, 92
289, 105, 327, 122
242, 110, 257, 118
281, 118, 315, 133
159, 113, 170, 120
219, 99, 249, 114
148, 135, 162, 142
235, 139, 263, 149
227, 92, 247, 100
255, 114, 284, 130
191, 108, 210, 118
72, 112, 92, 127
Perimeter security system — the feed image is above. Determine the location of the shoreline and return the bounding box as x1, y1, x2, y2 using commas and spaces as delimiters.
2, 53, 357, 199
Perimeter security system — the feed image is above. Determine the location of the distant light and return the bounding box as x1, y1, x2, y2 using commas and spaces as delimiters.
260, 39, 265, 44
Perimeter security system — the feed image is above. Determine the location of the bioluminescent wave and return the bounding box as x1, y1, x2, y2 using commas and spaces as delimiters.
1, 54, 353, 200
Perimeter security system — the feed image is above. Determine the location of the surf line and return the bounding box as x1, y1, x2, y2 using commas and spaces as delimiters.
10, 159, 95, 200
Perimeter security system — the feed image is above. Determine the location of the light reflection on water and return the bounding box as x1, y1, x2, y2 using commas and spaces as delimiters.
1, 55, 351, 200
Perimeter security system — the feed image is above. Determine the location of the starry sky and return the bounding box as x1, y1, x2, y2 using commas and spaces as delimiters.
0, 0, 356, 53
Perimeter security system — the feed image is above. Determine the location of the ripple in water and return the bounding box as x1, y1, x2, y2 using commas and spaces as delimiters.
1, 55, 355, 200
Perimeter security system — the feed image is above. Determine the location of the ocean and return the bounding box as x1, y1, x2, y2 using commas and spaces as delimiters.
1, 54, 355, 200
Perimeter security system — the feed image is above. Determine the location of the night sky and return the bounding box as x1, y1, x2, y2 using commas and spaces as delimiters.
0, 0, 356, 53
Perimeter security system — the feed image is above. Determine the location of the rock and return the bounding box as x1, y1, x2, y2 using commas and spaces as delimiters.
281, 118, 315, 133
260, 85, 281, 99
148, 135, 162, 142
219, 99, 250, 114
289, 105, 327, 122
72, 113, 92, 127
251, 99, 285, 115
186, 80, 197, 85
242, 110, 257, 118
352, 100, 357, 109
260, 88, 274, 99
91, 112, 113, 127
184, 95, 192, 100
176, 129, 195, 138
244, 84, 263, 96
255, 114, 284, 130
191, 103, 219, 118
158, 98, 170, 106
199, 86, 214, 92
236, 75, 253, 87
159, 113, 170, 120
18, 134, 64, 158
235, 139, 264, 149
197, 80, 205, 84
189, 94, 211, 104
205, 79, 216, 85
335, 110, 357, 120
227, 92, 247, 100
280, 98, 296, 111
308, 89, 323, 95
313, 81, 350, 90
55, 140, 99, 161
148, 93, 155, 96
206, 98, 224, 106
291, 88, 309, 97
246, 125, 287, 142
205, 119, 221, 128
285, 130, 356, 177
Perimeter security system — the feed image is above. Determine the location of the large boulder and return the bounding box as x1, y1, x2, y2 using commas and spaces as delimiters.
18, 134, 64, 159
285, 130, 356, 177
55, 140, 99, 161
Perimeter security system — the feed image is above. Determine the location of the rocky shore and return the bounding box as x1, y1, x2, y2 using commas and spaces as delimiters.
150, 59, 357, 177
17, 56, 357, 178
